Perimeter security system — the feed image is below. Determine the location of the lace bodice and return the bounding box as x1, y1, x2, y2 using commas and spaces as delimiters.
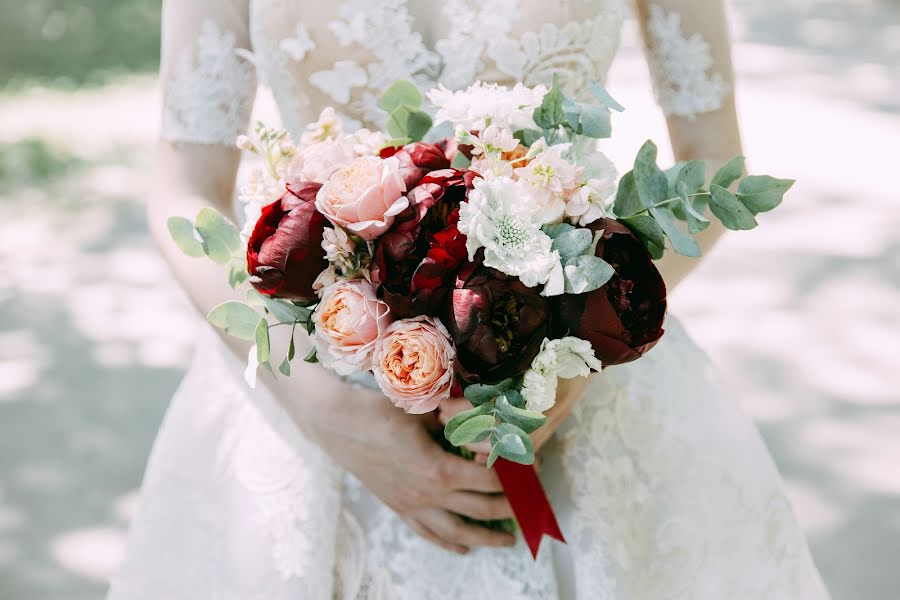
160, 0, 730, 146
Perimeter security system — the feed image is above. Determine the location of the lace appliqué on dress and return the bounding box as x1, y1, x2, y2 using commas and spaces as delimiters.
163, 20, 256, 145
644, 5, 729, 119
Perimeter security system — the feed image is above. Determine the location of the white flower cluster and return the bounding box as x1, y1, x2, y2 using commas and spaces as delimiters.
428, 82, 547, 131
521, 337, 603, 413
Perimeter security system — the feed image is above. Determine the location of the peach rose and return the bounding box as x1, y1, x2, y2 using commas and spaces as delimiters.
313, 279, 392, 375
286, 137, 356, 184
315, 155, 409, 240
372, 316, 456, 413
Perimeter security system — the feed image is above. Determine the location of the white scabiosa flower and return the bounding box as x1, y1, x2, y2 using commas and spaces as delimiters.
458, 177, 561, 288
522, 337, 603, 413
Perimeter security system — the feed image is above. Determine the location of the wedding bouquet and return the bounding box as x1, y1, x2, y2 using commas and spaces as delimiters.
168, 78, 792, 554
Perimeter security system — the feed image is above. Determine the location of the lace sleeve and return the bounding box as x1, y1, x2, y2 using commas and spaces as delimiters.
160, 0, 257, 145
634, 1, 733, 119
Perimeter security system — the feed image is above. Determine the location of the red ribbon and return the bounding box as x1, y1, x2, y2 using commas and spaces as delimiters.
493, 458, 565, 558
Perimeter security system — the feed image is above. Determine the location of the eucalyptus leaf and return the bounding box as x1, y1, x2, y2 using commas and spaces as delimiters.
378, 80, 422, 112
675, 160, 707, 195
633, 141, 669, 208
649, 206, 701, 257
278, 355, 291, 376
464, 379, 515, 405
709, 184, 758, 230
736, 176, 794, 214
513, 129, 543, 147
587, 82, 625, 112
166, 217, 205, 257
255, 319, 270, 365
533, 75, 565, 129
227, 260, 249, 288
613, 171, 643, 218
207, 301, 262, 340
450, 152, 471, 169
621, 214, 666, 249
551, 228, 592, 261
494, 423, 535, 465
495, 394, 546, 434
486, 441, 503, 468
578, 104, 612, 139
501, 389, 525, 409
542, 222, 575, 240
561, 99, 583, 132
675, 181, 710, 234
287, 334, 295, 361
710, 156, 745, 190
500, 433, 527, 455
563, 255, 615, 294
646, 239, 665, 260
443, 402, 494, 441
449, 414, 496, 446
387, 105, 432, 142
195, 208, 241, 264
247, 289, 313, 324
303, 346, 318, 363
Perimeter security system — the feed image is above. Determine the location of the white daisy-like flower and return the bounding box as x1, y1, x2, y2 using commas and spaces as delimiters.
300, 107, 344, 145
470, 124, 519, 156
428, 82, 547, 131
521, 337, 603, 413
458, 177, 560, 288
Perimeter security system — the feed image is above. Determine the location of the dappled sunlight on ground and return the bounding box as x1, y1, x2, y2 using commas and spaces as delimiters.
0, 1, 897, 598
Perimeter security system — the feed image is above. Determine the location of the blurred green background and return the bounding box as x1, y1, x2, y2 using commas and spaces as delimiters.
0, 1, 898, 599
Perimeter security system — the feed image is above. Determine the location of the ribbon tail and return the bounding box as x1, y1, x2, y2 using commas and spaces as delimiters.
493, 458, 566, 559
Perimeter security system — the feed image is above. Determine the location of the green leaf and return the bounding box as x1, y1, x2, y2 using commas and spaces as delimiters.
255, 319, 270, 365
563, 255, 615, 294
578, 104, 613, 139
677, 183, 710, 234
227, 260, 249, 288
278, 355, 291, 376
621, 214, 666, 249
194, 208, 241, 264
464, 379, 515, 405
587, 82, 625, 112
303, 346, 318, 363
444, 402, 495, 442
710, 156, 745, 190
494, 423, 534, 465
486, 441, 503, 468
513, 129, 543, 147
500, 389, 525, 409
613, 171, 643, 218
495, 394, 546, 434
207, 301, 262, 340
450, 152, 471, 169
449, 414, 496, 446
646, 239, 665, 260
167, 217, 205, 257
649, 206, 701, 257
710, 184, 758, 230
247, 289, 313, 324
551, 228, 592, 261
561, 99, 583, 132
287, 334, 295, 361
387, 105, 432, 142
379, 80, 422, 112
736, 176, 794, 214
674, 160, 707, 195
633, 141, 669, 208
533, 75, 565, 129
542, 222, 576, 240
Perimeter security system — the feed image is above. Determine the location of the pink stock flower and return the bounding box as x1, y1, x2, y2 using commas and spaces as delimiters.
315, 156, 409, 240
372, 316, 456, 414
313, 279, 392, 375
285, 137, 357, 184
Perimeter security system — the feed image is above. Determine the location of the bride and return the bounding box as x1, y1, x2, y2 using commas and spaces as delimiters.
109, 0, 831, 598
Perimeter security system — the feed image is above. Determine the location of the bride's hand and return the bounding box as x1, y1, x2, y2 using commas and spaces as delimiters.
438, 376, 594, 459
276, 368, 516, 555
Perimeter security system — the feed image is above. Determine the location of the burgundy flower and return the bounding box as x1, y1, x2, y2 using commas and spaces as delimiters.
246, 181, 330, 302
378, 141, 450, 189
446, 262, 550, 382
372, 169, 475, 318
553, 218, 667, 365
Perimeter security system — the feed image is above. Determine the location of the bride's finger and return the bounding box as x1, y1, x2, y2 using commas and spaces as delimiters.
426, 509, 516, 548
437, 397, 473, 424
443, 491, 514, 521
404, 516, 468, 555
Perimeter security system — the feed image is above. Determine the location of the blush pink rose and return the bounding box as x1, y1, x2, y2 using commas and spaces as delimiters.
313, 279, 392, 375
372, 316, 456, 414
286, 137, 356, 184
315, 155, 409, 241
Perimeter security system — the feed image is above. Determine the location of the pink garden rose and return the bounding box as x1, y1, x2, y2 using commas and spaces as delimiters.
315, 156, 409, 240
313, 279, 392, 375
286, 137, 356, 184
372, 316, 456, 414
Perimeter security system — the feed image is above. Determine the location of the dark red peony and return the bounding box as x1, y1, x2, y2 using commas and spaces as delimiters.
372, 168, 475, 318
378, 141, 451, 190
553, 218, 667, 365
246, 181, 330, 302
446, 261, 550, 382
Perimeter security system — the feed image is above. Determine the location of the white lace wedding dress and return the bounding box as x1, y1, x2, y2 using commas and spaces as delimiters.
108, 1, 831, 598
